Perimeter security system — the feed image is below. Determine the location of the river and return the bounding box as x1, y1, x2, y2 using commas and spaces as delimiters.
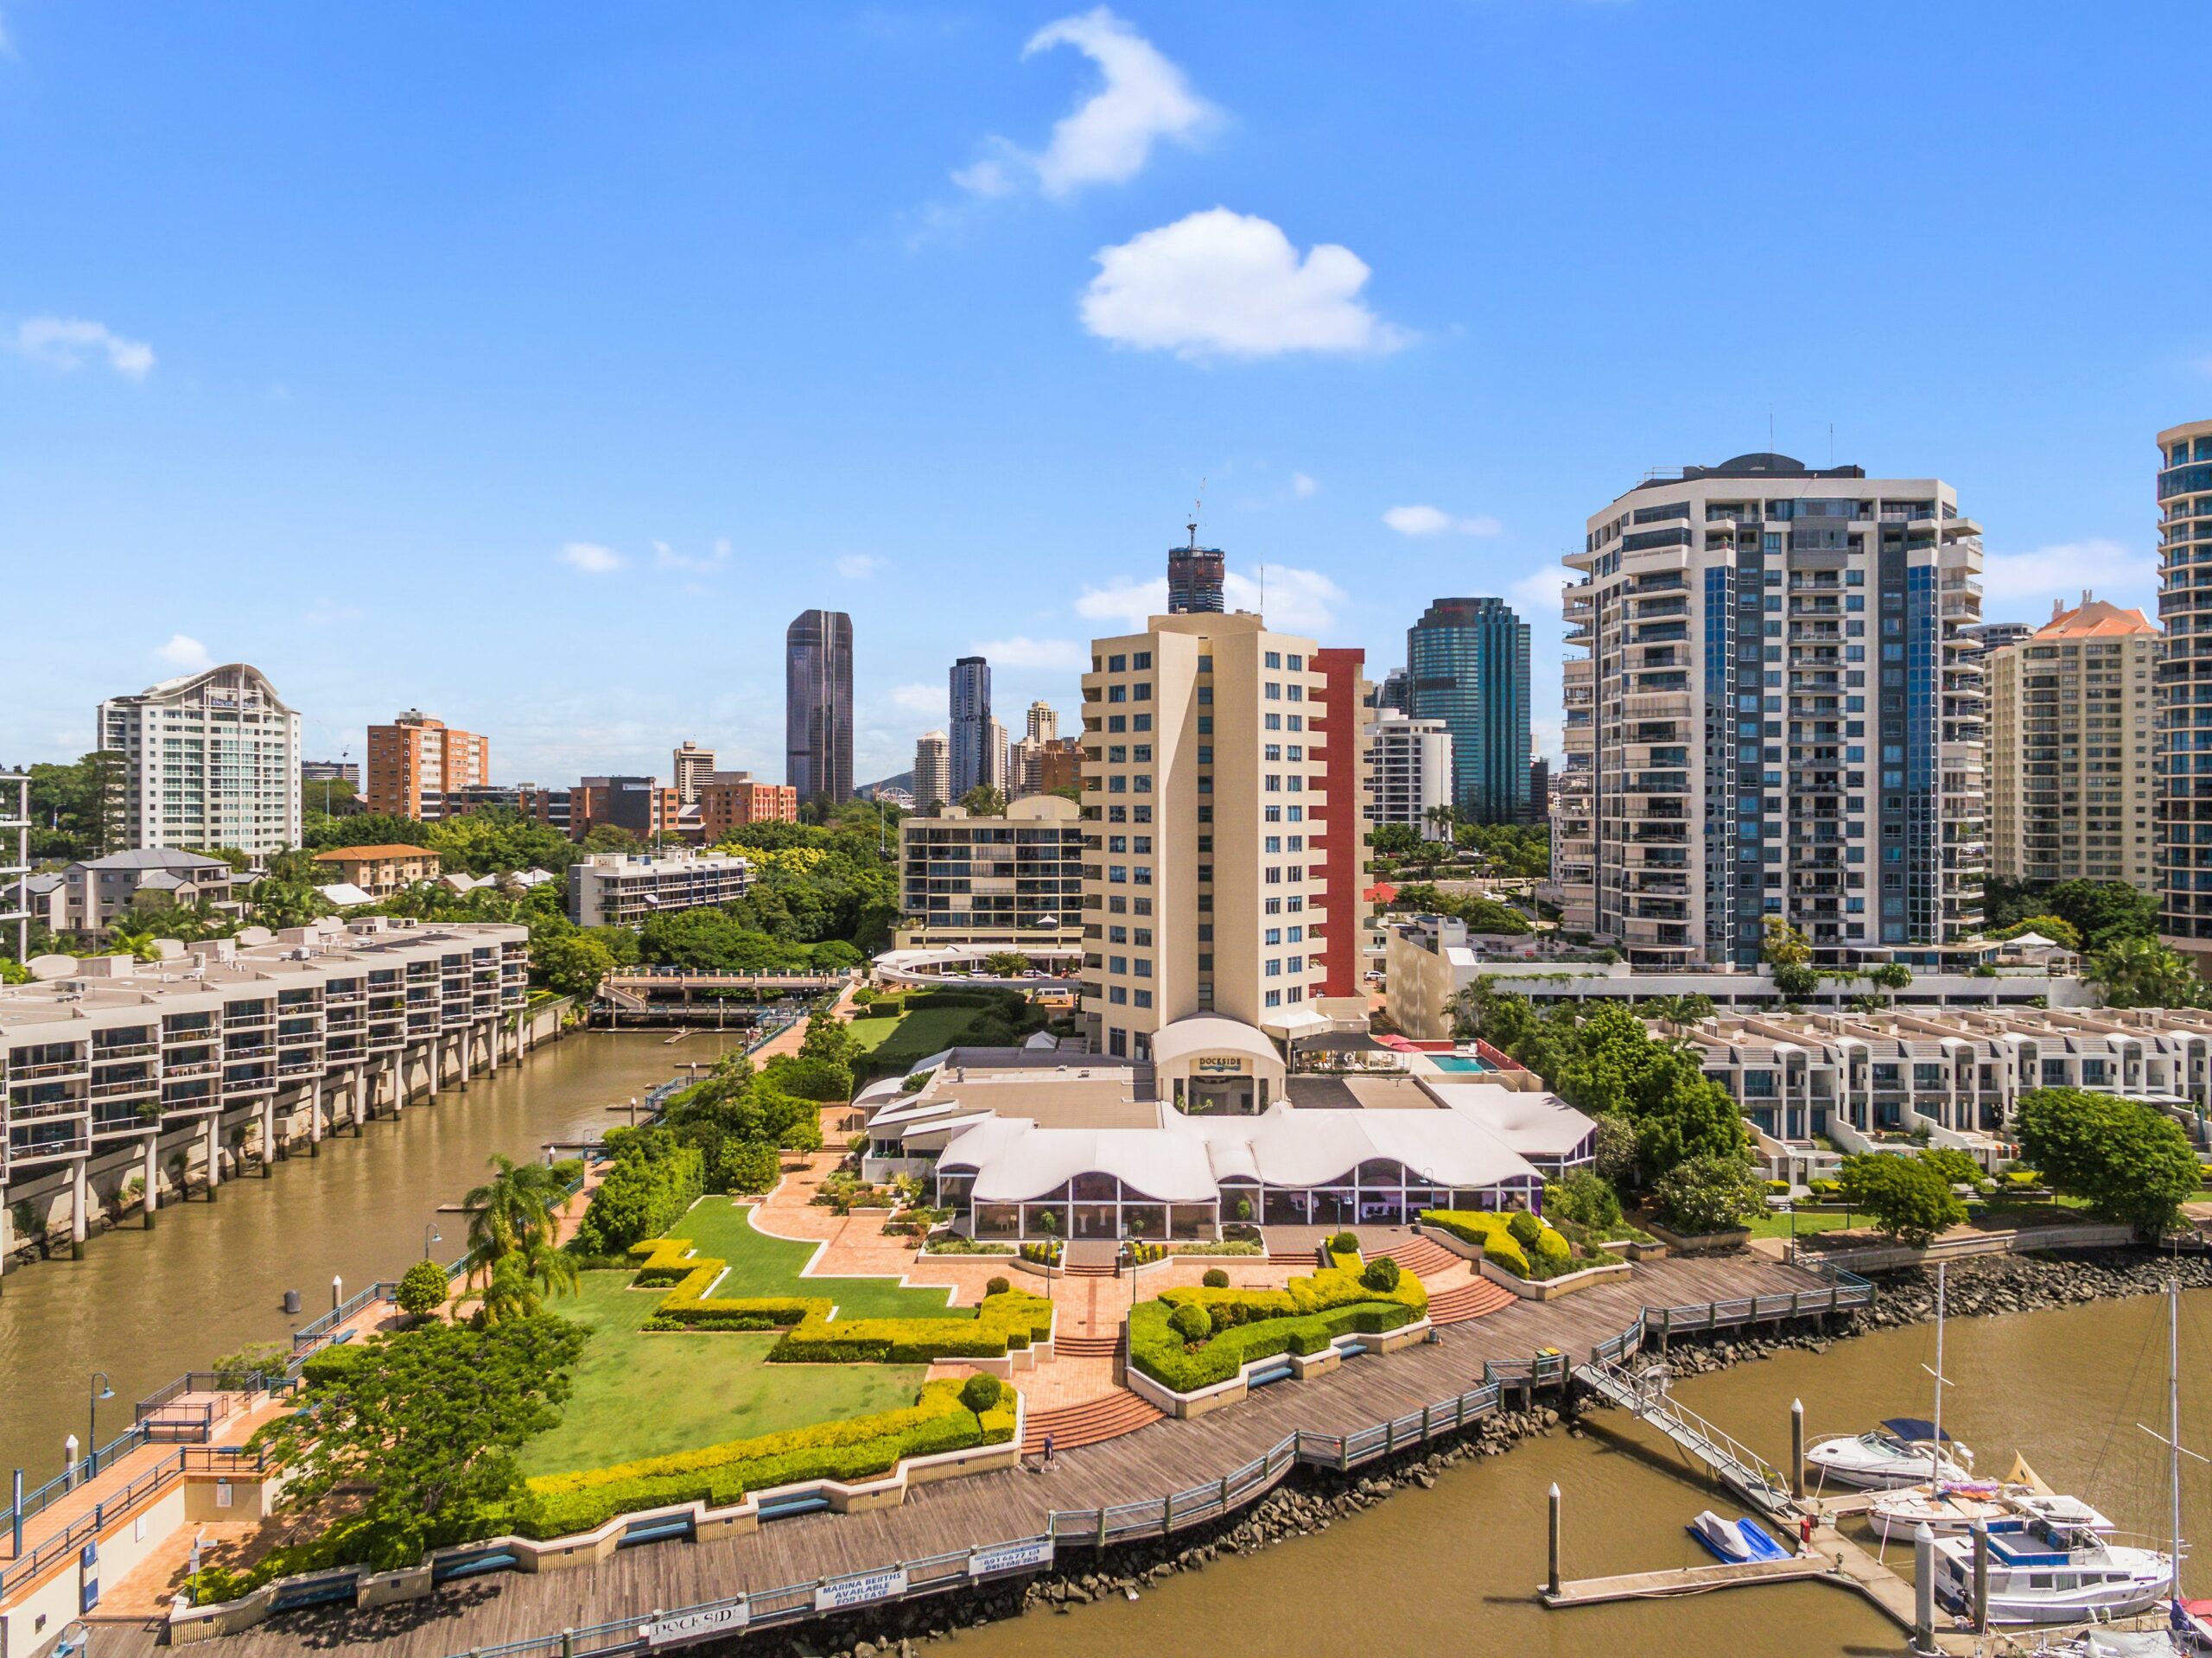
0, 1029, 750, 1489
950, 1287, 2212, 1658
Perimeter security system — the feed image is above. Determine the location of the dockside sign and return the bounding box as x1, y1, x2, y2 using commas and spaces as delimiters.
641, 1601, 749, 1647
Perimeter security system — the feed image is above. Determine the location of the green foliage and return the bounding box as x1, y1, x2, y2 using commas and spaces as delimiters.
716, 1140, 781, 1194
1546, 1169, 1624, 1230
1916, 1147, 1987, 1189
1761, 917, 1811, 968
1370, 822, 1421, 859
2088, 937, 2206, 1010
1988, 915, 2083, 952
2016, 1088, 2202, 1235
959, 785, 1007, 816
1329, 1229, 1360, 1255
1417, 1210, 1571, 1279
533, 929, 617, 999
1505, 1210, 1542, 1250
1770, 962, 1820, 999
208, 1341, 292, 1390
1867, 962, 1913, 992
396, 1260, 450, 1319
1389, 883, 1533, 934
23, 752, 124, 860
1201, 1267, 1230, 1289
1360, 1255, 1402, 1293
1649, 1154, 1764, 1236
1451, 820, 1551, 879
985, 1275, 1011, 1296
1984, 877, 2158, 954
959, 1373, 1005, 1419
302, 811, 436, 853
1130, 1264, 1427, 1392
1168, 1302, 1211, 1344
574, 1132, 706, 1255
518, 1376, 1014, 1539
463, 1153, 567, 1283
250, 1316, 585, 1572
423, 807, 575, 877
1837, 1153, 1967, 1248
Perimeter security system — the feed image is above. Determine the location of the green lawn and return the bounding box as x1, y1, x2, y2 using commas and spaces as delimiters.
518, 1197, 969, 1477
1744, 1208, 1860, 1241
846, 1004, 989, 1058
666, 1197, 967, 1321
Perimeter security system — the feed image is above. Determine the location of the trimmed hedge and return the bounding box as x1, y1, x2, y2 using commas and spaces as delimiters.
519, 1376, 1017, 1538
1418, 1210, 1571, 1280
625, 1234, 1054, 1362
1129, 1264, 1428, 1393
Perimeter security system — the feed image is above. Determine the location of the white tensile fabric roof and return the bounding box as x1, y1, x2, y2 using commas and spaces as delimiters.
940, 1117, 1221, 1204
1420, 1084, 1596, 1159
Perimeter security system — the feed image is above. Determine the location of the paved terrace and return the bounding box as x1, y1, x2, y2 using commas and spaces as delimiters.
82, 1253, 1840, 1658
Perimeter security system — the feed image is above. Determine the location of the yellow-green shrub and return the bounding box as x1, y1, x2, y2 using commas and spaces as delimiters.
1418, 1210, 1571, 1280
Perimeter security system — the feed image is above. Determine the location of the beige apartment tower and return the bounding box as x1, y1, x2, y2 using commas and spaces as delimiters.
1079, 613, 1330, 1063
1986, 595, 2159, 892
912, 731, 950, 812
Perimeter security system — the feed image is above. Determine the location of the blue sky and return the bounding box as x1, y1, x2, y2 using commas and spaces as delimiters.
1, 3, 2200, 785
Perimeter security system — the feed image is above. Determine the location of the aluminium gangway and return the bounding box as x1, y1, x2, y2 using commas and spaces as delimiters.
1573, 1354, 1801, 1520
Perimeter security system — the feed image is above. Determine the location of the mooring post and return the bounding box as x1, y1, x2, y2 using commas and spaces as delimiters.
1546, 1483, 1561, 1599
1911, 1523, 1936, 1655
560, 1630, 575, 1658
1789, 1398, 1806, 1500
1970, 1519, 1991, 1634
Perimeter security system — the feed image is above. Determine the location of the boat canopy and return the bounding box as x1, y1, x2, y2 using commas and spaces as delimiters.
1881, 1417, 1958, 1444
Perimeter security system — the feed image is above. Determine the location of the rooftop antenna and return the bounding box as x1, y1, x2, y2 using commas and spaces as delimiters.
1188, 478, 1205, 550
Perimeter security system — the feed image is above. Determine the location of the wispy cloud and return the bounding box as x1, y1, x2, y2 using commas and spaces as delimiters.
971, 635, 1088, 672
1510, 564, 1570, 620
1074, 567, 1346, 637
557, 541, 626, 575
11, 316, 155, 378
954, 8, 1213, 199
889, 683, 945, 716
1292, 472, 1319, 499
1383, 504, 1502, 537
1082, 209, 1407, 360
1980, 538, 2156, 607
653, 537, 732, 575
153, 633, 211, 670
836, 553, 887, 581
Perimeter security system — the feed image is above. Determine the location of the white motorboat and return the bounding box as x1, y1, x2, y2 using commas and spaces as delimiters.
1931, 1513, 2171, 1625
1805, 1416, 1974, 1490
1866, 1457, 2113, 1542
1686, 1509, 1792, 1564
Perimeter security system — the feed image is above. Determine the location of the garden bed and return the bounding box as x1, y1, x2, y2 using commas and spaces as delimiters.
1643, 1219, 1751, 1255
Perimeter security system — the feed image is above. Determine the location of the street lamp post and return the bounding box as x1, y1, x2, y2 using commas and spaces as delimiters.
424, 1223, 442, 1261
87, 1373, 113, 1473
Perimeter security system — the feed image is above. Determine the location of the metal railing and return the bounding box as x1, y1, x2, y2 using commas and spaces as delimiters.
1, 1445, 265, 1598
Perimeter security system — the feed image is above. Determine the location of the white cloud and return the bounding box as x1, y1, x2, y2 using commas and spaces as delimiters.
1510, 564, 1570, 621
1074, 575, 1171, 633
971, 636, 1089, 672
1073, 567, 1345, 637
153, 633, 211, 670
888, 683, 944, 716
1081, 209, 1406, 361
1291, 472, 1319, 499
836, 553, 887, 581
11, 316, 155, 378
1980, 538, 2156, 606
653, 537, 732, 575
557, 541, 626, 575
955, 8, 1212, 199
1383, 504, 1503, 538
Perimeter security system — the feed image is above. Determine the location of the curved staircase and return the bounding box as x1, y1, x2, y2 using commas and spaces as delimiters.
1052, 1331, 1122, 1359
1020, 1389, 1163, 1454
1425, 1276, 1516, 1324
1372, 1236, 1459, 1278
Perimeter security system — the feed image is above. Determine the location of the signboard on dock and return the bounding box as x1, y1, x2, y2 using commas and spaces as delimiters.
815, 1567, 908, 1612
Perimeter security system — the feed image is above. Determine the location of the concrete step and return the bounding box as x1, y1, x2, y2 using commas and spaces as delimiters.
1021, 1390, 1164, 1453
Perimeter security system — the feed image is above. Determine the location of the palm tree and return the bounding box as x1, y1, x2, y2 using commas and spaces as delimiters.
477, 1252, 541, 1324
2088, 936, 2202, 1010
463, 1154, 558, 1285
101, 924, 162, 962
520, 1236, 580, 1305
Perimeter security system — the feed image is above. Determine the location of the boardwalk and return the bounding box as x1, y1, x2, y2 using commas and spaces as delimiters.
84, 1255, 1840, 1658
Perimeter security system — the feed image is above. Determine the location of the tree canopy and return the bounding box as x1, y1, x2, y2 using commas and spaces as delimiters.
1837, 1153, 1967, 1248
2015, 1088, 2202, 1235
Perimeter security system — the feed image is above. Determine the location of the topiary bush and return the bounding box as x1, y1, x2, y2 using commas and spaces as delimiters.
1330, 1229, 1359, 1255
1201, 1267, 1230, 1288
985, 1275, 1010, 1297
1168, 1303, 1211, 1345
1506, 1210, 1542, 1250
959, 1373, 1004, 1419
1360, 1256, 1402, 1293
395, 1259, 449, 1320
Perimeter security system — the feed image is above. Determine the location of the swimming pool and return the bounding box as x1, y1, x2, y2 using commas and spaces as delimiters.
1429, 1054, 1495, 1074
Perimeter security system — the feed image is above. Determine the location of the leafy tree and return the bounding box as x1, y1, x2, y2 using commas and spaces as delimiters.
1591, 1114, 1639, 1188
2088, 937, 2203, 1010
462, 1154, 563, 1285
717, 1139, 781, 1193
1987, 915, 2082, 952
19, 752, 124, 859
1649, 1154, 1764, 1236
573, 1129, 705, 1253
1370, 823, 1421, 859
959, 1373, 1004, 1421
532, 930, 617, 999
426, 808, 576, 876
1838, 1153, 1966, 1248
799, 1011, 862, 1070
302, 812, 435, 854
1548, 1168, 1623, 1230
578, 823, 644, 854
1770, 962, 1820, 1000
1916, 1147, 1987, 1189
982, 951, 1033, 977
2016, 1088, 2202, 1236
959, 785, 1007, 816
1868, 962, 1913, 992
251, 1315, 585, 1570
1762, 918, 1811, 969
396, 1259, 450, 1320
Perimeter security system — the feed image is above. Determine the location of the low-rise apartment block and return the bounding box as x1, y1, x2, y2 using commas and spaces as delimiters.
16, 850, 236, 937
0, 917, 531, 1267
566, 849, 752, 927
366, 709, 491, 820
697, 772, 798, 840
897, 794, 1084, 949
310, 843, 442, 899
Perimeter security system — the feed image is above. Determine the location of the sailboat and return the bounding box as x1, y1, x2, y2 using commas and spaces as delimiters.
1931, 1277, 2185, 1626
1811, 1261, 1977, 1492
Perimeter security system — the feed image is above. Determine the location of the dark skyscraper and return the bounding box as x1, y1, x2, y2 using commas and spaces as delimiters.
1407, 597, 1531, 824
948, 654, 994, 798
785, 608, 854, 804
1166, 525, 1225, 614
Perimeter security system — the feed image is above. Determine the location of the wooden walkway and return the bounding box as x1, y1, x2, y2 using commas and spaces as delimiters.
84, 1255, 1841, 1658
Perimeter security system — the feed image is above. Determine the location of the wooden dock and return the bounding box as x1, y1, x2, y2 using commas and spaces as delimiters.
81, 1255, 1853, 1658
1542, 1553, 1835, 1605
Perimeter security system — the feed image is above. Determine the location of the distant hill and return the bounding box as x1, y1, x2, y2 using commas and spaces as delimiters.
856, 770, 913, 801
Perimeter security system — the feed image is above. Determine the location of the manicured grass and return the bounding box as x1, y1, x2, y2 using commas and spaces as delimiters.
846, 1004, 990, 1059
1744, 1208, 1860, 1241
518, 1272, 924, 1477
666, 1197, 967, 1321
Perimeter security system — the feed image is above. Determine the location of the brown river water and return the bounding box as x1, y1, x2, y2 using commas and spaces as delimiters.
0, 1029, 752, 1488
949, 1286, 2212, 1658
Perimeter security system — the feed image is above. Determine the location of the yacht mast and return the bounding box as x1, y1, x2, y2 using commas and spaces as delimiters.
2171, 1275, 2183, 1604
1929, 1261, 1948, 1490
